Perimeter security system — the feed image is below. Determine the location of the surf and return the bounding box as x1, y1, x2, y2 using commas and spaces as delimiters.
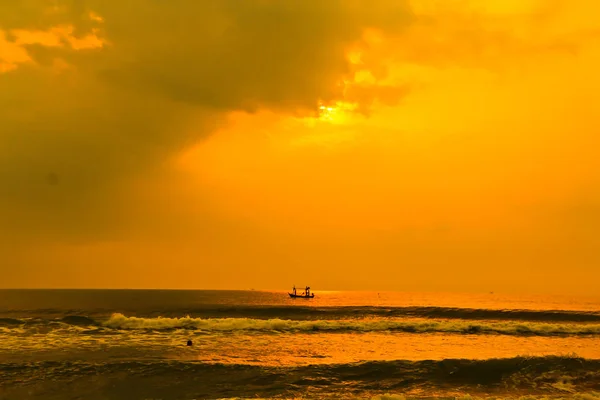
96, 313, 600, 336
3, 313, 600, 337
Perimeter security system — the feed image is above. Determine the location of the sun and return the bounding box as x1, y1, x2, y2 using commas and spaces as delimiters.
315, 102, 358, 124
318, 105, 337, 121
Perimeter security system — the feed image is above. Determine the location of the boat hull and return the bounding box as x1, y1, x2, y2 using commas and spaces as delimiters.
288, 293, 314, 299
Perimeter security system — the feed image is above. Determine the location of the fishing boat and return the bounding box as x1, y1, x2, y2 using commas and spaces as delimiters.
289, 285, 314, 299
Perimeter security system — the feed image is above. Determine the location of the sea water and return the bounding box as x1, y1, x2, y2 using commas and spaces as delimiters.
1, 289, 599, 399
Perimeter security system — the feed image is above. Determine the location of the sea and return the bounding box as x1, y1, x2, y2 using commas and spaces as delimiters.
1, 289, 599, 400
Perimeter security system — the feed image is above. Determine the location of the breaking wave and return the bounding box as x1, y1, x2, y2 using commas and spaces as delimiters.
4, 311, 600, 337
98, 313, 600, 336
1, 313, 595, 337
3, 313, 600, 337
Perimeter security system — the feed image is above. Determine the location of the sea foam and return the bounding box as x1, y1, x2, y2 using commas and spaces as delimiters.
102, 313, 600, 336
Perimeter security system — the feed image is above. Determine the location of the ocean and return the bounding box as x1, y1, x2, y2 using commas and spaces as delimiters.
1, 289, 599, 399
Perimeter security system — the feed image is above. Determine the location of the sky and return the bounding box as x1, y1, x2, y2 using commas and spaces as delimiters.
1, 0, 599, 295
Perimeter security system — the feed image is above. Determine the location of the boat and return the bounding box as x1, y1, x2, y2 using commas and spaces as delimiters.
289, 285, 314, 299
288, 292, 315, 299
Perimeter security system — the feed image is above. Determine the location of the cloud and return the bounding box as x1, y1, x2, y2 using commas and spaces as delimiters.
92, 0, 413, 111
0, 0, 414, 243
0, 31, 31, 72
349, 0, 600, 82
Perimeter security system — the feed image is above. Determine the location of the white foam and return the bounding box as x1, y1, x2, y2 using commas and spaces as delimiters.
103, 313, 600, 336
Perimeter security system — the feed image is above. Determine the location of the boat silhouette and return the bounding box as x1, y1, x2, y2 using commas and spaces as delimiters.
289, 285, 314, 299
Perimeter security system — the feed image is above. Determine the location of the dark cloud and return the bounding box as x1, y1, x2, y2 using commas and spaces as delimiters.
91, 0, 412, 111
0, 0, 413, 242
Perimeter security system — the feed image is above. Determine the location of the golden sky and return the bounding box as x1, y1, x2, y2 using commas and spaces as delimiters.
1, 0, 600, 294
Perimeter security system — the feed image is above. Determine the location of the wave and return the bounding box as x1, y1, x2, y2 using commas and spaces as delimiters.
133, 305, 600, 322
1, 356, 599, 398
0, 318, 23, 326
227, 305, 600, 323
2, 313, 600, 337
59, 315, 99, 326
4, 305, 600, 323
98, 313, 600, 336
3, 313, 600, 337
